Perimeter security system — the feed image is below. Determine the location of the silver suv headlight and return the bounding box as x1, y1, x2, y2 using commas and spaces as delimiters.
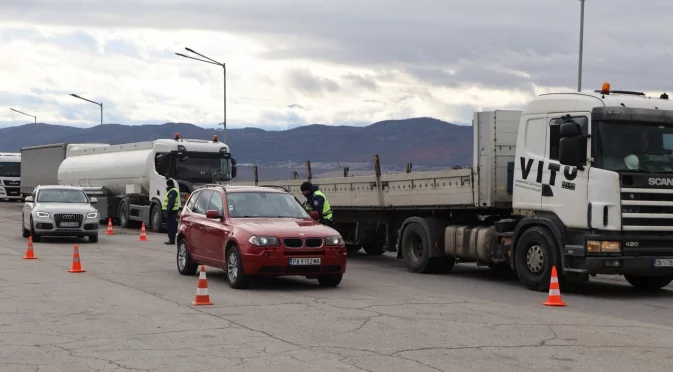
36, 211, 49, 218
86, 212, 98, 219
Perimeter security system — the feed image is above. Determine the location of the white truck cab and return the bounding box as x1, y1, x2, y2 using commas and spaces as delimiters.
510, 82, 673, 290
0, 152, 22, 201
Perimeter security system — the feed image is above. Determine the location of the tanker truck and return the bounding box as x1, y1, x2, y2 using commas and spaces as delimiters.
56, 133, 237, 232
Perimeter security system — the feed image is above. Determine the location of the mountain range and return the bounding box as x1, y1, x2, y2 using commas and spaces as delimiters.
0, 118, 473, 181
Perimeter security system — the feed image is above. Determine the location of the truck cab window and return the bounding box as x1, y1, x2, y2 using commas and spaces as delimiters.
155, 154, 170, 176
549, 116, 588, 160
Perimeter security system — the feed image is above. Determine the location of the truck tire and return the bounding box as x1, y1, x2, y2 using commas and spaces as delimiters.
401, 220, 454, 274
363, 243, 385, 255
150, 205, 163, 233
119, 201, 130, 228
514, 226, 561, 292
624, 275, 673, 291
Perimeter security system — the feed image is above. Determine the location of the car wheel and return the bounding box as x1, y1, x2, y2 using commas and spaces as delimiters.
88, 234, 98, 243
177, 238, 198, 275
318, 273, 343, 287
226, 245, 250, 289
21, 213, 30, 238
624, 275, 673, 291
29, 217, 41, 243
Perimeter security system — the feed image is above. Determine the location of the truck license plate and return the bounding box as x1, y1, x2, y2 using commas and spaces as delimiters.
60, 222, 79, 227
653, 259, 673, 267
288, 258, 321, 265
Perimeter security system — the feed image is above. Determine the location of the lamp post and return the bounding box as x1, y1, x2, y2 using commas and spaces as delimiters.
10, 108, 36, 124
175, 47, 227, 142
577, 0, 586, 92
70, 93, 103, 139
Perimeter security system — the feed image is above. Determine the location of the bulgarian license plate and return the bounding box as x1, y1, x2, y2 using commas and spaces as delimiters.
653, 259, 673, 267
288, 257, 321, 265
60, 222, 79, 227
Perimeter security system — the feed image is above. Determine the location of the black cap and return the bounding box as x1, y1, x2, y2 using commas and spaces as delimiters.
166, 179, 175, 187
300, 181, 312, 191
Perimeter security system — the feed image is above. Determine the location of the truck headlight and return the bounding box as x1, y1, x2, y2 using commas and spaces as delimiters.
587, 240, 621, 253
248, 235, 280, 246
87, 212, 98, 219
325, 235, 344, 246
36, 212, 49, 218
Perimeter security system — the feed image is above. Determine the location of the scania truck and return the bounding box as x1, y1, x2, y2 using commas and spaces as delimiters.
231, 83, 673, 292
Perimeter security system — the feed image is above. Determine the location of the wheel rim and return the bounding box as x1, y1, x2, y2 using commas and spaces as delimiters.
227, 252, 238, 282
177, 242, 187, 270
526, 244, 545, 273
408, 232, 423, 261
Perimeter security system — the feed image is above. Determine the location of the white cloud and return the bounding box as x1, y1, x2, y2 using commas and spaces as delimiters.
1, 0, 673, 130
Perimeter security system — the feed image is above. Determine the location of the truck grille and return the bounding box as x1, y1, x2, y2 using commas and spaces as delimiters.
54, 213, 83, 228
621, 188, 673, 231
282, 238, 324, 248
3, 180, 19, 187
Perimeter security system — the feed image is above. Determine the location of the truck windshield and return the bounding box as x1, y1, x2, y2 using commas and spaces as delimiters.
0, 162, 20, 177
37, 189, 89, 203
175, 154, 231, 182
595, 121, 673, 173
226, 192, 310, 218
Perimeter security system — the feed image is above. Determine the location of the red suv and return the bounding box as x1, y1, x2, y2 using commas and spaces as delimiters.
176, 185, 347, 289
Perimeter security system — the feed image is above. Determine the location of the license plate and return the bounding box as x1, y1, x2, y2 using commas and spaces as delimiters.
653, 259, 673, 267
59, 222, 79, 227
288, 258, 321, 265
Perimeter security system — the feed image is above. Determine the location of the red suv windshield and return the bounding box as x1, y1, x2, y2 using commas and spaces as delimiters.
227, 192, 309, 218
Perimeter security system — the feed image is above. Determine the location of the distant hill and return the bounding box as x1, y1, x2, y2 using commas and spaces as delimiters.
0, 118, 473, 181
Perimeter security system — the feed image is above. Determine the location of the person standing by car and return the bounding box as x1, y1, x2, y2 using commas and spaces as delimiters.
162, 179, 180, 245
300, 181, 334, 227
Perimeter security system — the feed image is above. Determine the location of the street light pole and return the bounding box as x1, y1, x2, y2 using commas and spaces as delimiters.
70, 93, 103, 140
578, 0, 586, 92
10, 108, 36, 124
175, 47, 227, 142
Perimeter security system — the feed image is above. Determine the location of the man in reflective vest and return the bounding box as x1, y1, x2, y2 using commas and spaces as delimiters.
162, 178, 181, 245
300, 181, 334, 227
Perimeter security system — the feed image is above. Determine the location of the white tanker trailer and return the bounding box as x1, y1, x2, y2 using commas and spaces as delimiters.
57, 133, 237, 232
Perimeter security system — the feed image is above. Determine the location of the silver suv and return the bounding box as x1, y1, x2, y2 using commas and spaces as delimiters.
22, 185, 101, 243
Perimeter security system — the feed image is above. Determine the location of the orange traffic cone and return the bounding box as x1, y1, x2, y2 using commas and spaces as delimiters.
191, 265, 213, 306
543, 266, 566, 307
105, 218, 115, 235
138, 223, 148, 241
23, 236, 37, 260
68, 245, 86, 273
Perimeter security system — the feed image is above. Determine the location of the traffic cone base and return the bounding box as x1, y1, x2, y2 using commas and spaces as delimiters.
23, 237, 37, 260
68, 245, 86, 273
105, 218, 115, 235
139, 223, 148, 241
543, 266, 566, 307
192, 265, 213, 306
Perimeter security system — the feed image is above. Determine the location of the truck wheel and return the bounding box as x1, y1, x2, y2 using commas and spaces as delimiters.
177, 238, 198, 275
119, 201, 130, 228
624, 275, 673, 291
363, 243, 385, 255
514, 226, 561, 292
150, 205, 162, 233
401, 221, 454, 274
345, 244, 361, 254
226, 245, 250, 289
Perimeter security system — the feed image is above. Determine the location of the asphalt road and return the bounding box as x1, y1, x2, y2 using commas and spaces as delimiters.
1, 201, 672, 372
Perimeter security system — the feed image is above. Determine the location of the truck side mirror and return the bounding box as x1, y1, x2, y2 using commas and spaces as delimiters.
231, 158, 237, 178
558, 121, 588, 170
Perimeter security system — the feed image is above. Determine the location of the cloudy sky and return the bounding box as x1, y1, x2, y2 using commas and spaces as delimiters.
1, 0, 672, 130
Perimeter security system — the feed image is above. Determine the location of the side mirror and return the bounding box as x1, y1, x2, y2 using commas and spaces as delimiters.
25, 196, 33, 202
231, 158, 238, 179
559, 137, 587, 170
559, 122, 582, 137
90, 197, 98, 204
205, 210, 222, 220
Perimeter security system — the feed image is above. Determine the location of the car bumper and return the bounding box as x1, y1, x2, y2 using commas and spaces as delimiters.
241, 247, 347, 276
33, 218, 99, 236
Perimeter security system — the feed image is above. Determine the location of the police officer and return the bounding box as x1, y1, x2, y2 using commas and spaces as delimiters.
162, 179, 181, 245
300, 181, 334, 227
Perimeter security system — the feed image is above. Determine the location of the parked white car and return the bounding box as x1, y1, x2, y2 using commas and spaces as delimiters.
22, 185, 100, 243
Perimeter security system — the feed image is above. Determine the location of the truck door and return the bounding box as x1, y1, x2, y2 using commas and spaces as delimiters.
513, 114, 548, 210
540, 113, 590, 229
